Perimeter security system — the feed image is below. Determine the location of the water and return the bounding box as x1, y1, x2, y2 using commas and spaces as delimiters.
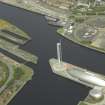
0, 2, 105, 105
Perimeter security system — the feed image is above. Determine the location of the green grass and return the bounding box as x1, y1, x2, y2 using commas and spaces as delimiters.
0, 53, 34, 105
14, 67, 24, 80
0, 61, 9, 86
57, 28, 65, 35
78, 101, 88, 105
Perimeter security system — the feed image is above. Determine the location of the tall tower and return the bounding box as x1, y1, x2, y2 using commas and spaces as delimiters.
57, 41, 62, 64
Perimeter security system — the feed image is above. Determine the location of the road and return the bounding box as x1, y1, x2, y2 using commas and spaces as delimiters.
0, 64, 14, 93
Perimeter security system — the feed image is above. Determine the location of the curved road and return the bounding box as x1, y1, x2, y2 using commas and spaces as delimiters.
0, 64, 14, 93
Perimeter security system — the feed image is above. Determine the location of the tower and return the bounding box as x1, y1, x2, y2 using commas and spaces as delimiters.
57, 41, 62, 64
